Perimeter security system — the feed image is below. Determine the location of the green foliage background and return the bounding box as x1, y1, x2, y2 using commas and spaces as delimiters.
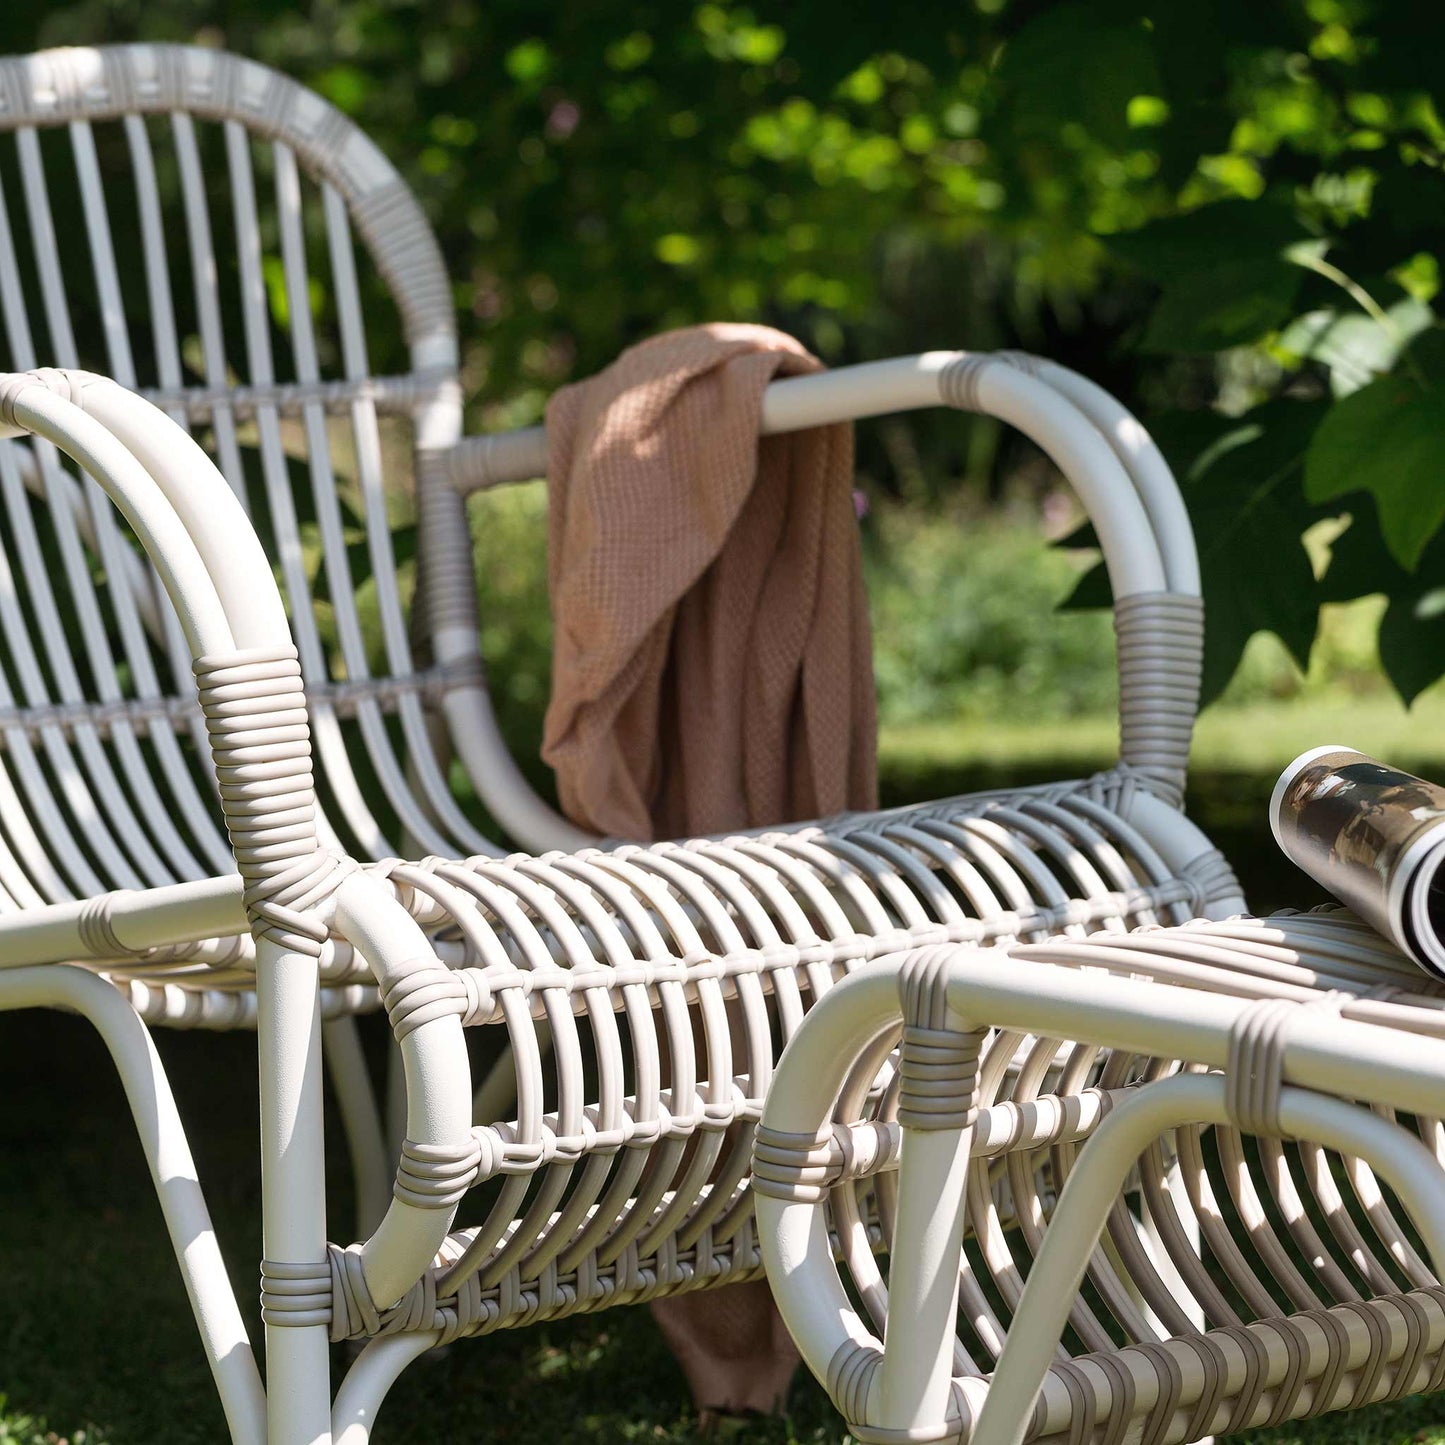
3, 0, 1443, 708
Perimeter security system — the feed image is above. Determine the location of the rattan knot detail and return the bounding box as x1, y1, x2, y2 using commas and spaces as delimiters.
751, 1122, 845, 1203
1179, 847, 1240, 913
259, 1258, 332, 1329
378, 963, 481, 1039
76, 890, 133, 957
1225, 991, 1348, 1138
936, 352, 994, 414
193, 644, 355, 955
0, 366, 87, 430
394, 1135, 486, 1209
828, 1338, 885, 1429
898, 944, 982, 1131
897, 1026, 984, 1132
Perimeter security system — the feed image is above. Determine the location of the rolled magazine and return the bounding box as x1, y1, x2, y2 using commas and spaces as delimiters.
1271, 746, 1445, 978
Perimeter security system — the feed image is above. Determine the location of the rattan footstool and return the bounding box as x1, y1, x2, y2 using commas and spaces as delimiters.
756, 908, 1445, 1445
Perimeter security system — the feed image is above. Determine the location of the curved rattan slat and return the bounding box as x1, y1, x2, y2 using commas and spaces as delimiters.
0, 45, 454, 365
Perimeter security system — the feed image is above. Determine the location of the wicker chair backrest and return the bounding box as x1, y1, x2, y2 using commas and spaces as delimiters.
0, 44, 511, 906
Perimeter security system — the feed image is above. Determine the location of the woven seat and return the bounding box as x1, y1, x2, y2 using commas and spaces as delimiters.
0, 40, 1359, 1445
756, 909, 1445, 1445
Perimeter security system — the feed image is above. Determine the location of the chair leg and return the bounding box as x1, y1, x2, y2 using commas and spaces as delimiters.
0, 965, 266, 1445
332, 1332, 442, 1443
879, 1122, 975, 1428
258, 937, 333, 1445
323, 1016, 391, 1239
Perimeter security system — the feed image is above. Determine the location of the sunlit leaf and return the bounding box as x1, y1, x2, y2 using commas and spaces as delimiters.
1276, 297, 1433, 395
1304, 328, 1445, 569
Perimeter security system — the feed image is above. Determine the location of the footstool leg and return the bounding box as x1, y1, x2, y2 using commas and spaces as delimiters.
879, 949, 984, 1431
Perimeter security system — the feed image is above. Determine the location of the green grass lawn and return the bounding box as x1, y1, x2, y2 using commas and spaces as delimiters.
880, 690, 1445, 791
6, 693, 1445, 1442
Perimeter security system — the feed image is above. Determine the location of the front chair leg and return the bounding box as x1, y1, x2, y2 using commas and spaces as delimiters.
0, 964, 266, 1444
258, 935, 333, 1445
877, 952, 983, 1432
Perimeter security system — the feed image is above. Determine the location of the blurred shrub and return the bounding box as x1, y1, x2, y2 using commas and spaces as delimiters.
465, 486, 1122, 768
466, 483, 1407, 772
467, 483, 555, 767
867, 500, 1116, 726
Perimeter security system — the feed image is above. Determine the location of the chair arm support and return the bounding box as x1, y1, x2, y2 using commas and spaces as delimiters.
445, 351, 1196, 593
0, 875, 248, 966
444, 350, 1203, 809
3, 370, 341, 937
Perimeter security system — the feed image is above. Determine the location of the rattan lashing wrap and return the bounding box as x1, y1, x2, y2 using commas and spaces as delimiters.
938, 351, 1204, 810
192, 645, 352, 957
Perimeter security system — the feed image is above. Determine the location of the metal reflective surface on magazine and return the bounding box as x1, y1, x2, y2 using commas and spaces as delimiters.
1273, 747, 1445, 965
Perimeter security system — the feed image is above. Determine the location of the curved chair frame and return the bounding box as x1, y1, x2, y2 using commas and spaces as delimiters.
0, 32, 1242, 1254
0, 43, 1209, 880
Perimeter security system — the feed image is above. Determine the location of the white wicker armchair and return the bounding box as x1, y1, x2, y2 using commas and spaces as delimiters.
0, 42, 1294, 1445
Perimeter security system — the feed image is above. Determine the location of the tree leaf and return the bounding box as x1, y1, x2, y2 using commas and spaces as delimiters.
1187, 402, 1327, 701
1380, 581, 1445, 705
1276, 297, 1433, 397
1320, 501, 1445, 703
1061, 557, 1111, 611
1315, 497, 1407, 603
1303, 327, 1445, 569
1053, 519, 1099, 552
996, 3, 1160, 152
1107, 202, 1307, 352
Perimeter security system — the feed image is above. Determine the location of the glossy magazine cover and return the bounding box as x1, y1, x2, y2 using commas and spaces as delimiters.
1271, 747, 1445, 977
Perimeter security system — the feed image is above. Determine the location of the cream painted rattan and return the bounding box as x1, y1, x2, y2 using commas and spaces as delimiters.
758, 913, 1445, 1445
0, 40, 1387, 1445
